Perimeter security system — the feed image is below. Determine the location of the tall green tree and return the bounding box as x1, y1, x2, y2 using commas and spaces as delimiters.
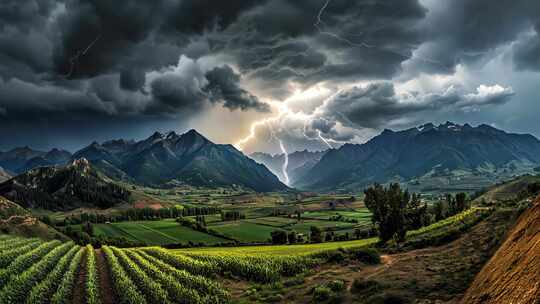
364, 183, 416, 244
310, 226, 323, 243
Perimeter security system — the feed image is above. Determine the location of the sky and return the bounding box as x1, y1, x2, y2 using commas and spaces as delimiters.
1, 0, 540, 154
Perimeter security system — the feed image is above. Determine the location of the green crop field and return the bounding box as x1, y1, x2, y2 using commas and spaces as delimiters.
208, 221, 277, 242
176, 237, 378, 256
0, 207, 491, 303
93, 220, 227, 245
302, 209, 372, 220
286, 220, 357, 234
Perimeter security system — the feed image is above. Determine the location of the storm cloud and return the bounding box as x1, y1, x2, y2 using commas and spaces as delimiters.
0, 0, 538, 152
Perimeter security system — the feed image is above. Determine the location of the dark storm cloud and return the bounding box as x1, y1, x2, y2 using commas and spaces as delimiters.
204, 66, 269, 112
513, 20, 540, 71
220, 0, 426, 92
320, 82, 515, 130
0, 0, 539, 151
119, 68, 145, 91
405, 0, 540, 75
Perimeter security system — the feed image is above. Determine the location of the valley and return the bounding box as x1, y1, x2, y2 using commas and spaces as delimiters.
0, 125, 539, 304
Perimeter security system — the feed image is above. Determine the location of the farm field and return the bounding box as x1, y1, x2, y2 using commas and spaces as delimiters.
207, 221, 277, 243
92, 219, 227, 245
0, 207, 497, 303
78, 206, 374, 245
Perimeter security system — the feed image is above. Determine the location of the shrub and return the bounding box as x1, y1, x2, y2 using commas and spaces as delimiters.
351, 279, 381, 295
350, 248, 381, 264
313, 285, 332, 301
327, 280, 345, 292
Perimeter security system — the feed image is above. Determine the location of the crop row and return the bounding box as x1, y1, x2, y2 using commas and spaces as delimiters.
26, 245, 80, 304
0, 242, 75, 303
86, 245, 101, 304
186, 252, 317, 283
128, 249, 229, 303
0, 240, 62, 286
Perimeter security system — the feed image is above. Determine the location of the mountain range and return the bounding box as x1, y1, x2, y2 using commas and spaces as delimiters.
250, 150, 327, 184
0, 147, 72, 174
2, 122, 540, 193
293, 122, 540, 191
71, 129, 287, 192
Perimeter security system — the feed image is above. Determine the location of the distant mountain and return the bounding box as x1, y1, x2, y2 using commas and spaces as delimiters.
0, 158, 130, 210
0, 166, 10, 183
73, 130, 287, 192
294, 122, 540, 191
0, 147, 72, 174
250, 150, 327, 184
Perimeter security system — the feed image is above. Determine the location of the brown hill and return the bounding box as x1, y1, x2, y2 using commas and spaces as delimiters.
462, 196, 540, 304
0, 196, 66, 240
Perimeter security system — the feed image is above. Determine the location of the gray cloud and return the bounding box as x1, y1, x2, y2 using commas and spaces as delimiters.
320, 82, 515, 130
0, 0, 538, 152
204, 65, 269, 112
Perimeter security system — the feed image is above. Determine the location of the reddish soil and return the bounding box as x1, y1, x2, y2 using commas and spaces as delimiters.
133, 200, 163, 209
462, 196, 540, 304
95, 249, 117, 304
72, 251, 88, 304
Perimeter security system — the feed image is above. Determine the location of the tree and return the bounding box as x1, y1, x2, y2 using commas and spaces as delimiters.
324, 232, 333, 242
433, 200, 446, 221
310, 226, 323, 243
354, 228, 362, 240
406, 193, 428, 230
271, 230, 288, 244
455, 192, 467, 213
287, 230, 297, 244
364, 183, 413, 244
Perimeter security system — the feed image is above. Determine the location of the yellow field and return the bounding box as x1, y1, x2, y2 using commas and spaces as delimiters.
173, 237, 378, 256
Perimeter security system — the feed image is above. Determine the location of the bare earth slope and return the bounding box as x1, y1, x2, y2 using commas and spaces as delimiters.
462, 196, 540, 304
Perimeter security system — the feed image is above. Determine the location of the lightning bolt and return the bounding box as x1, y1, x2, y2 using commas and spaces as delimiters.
62, 34, 101, 78
317, 130, 333, 149
236, 0, 452, 168
314, 0, 375, 48
278, 139, 290, 185
314, 0, 453, 72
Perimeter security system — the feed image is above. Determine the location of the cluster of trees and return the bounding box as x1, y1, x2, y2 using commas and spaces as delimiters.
270, 225, 372, 245
364, 183, 470, 244
54, 206, 220, 226
270, 230, 300, 244
220, 210, 245, 221
432, 193, 469, 221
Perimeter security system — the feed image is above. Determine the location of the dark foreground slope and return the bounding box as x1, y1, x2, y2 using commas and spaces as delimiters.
0, 158, 130, 210
462, 196, 540, 304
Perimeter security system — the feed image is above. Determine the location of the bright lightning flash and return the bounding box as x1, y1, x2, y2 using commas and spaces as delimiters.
278, 140, 290, 185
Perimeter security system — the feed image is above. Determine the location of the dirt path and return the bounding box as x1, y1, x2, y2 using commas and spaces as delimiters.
232, 210, 514, 304
72, 250, 88, 304
95, 249, 117, 304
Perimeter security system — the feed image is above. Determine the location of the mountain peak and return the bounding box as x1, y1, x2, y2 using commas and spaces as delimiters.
417, 123, 435, 132
166, 131, 179, 139
181, 129, 209, 142
149, 131, 164, 140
